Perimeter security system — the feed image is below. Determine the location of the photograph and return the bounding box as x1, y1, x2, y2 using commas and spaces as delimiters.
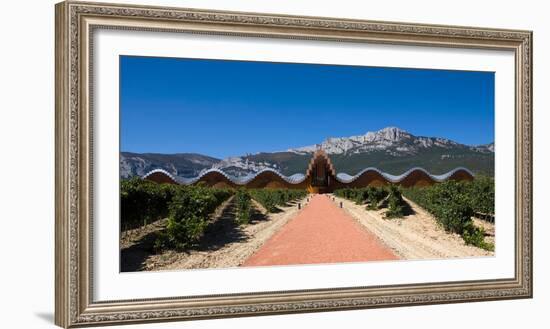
119, 56, 496, 272
50, 1, 535, 327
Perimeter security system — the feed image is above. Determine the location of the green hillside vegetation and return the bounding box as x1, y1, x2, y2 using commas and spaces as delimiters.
241, 152, 312, 175
329, 148, 494, 176
232, 148, 493, 177
122, 144, 494, 180
121, 152, 220, 178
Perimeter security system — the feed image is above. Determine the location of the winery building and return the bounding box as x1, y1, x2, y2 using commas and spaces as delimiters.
142, 149, 474, 193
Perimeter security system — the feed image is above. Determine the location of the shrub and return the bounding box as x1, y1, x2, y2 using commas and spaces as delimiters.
402, 180, 494, 251
366, 187, 388, 210
333, 188, 351, 200
157, 185, 232, 250
466, 176, 495, 216
334, 187, 389, 210
385, 185, 406, 218
235, 188, 252, 225
250, 189, 306, 213
413, 181, 473, 234
434, 196, 473, 234
351, 189, 368, 205
462, 222, 494, 251
120, 177, 178, 231
250, 190, 277, 212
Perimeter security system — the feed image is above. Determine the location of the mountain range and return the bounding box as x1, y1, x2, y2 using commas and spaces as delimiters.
121, 127, 494, 180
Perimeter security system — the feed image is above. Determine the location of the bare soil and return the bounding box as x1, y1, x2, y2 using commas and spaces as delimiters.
120, 197, 306, 272
333, 195, 495, 260
121, 194, 495, 271
473, 216, 496, 245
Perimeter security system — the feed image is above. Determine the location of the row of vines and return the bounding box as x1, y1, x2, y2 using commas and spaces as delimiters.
402, 176, 494, 219
121, 178, 306, 250
334, 177, 494, 251
234, 188, 307, 224
334, 185, 408, 218
249, 189, 307, 213
402, 177, 494, 251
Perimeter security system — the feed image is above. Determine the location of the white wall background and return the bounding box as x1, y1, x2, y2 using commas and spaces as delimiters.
0, 0, 546, 328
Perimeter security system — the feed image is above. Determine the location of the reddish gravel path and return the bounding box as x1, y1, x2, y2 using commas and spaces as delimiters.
242, 194, 398, 267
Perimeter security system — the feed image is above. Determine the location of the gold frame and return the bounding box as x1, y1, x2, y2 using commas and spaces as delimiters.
55, 1, 533, 327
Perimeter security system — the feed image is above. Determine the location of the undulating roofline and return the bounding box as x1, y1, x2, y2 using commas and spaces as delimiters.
141, 166, 474, 186
140, 149, 475, 191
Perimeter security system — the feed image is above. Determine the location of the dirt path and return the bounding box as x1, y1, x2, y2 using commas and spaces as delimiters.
242, 194, 398, 267
334, 195, 494, 260
131, 198, 307, 271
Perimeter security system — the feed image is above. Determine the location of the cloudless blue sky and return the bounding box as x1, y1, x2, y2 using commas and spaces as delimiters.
120, 56, 494, 159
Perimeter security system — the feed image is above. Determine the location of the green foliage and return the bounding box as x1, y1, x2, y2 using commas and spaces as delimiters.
335, 188, 359, 203
157, 185, 233, 250
249, 189, 277, 212
462, 222, 494, 251
235, 188, 252, 225
430, 181, 474, 234
205, 147, 494, 178
402, 180, 494, 251
333, 188, 354, 200
366, 187, 389, 210
249, 189, 307, 213
334, 187, 389, 210
385, 185, 406, 218
120, 177, 178, 231
403, 181, 472, 234
466, 176, 495, 216
351, 189, 368, 205
328, 149, 495, 178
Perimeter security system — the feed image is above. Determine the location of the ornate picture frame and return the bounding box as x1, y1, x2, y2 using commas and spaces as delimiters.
55, 1, 532, 327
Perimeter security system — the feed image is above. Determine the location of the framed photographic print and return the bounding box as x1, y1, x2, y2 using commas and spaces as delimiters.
55, 1, 532, 327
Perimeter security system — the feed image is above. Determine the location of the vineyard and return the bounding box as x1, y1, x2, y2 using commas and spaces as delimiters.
155, 185, 233, 250
234, 189, 253, 225
402, 178, 494, 251
334, 185, 408, 218
120, 178, 180, 231
121, 178, 306, 251
333, 177, 494, 251
249, 189, 307, 213
121, 175, 494, 268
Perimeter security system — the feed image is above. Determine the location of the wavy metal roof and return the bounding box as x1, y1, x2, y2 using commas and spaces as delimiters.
142, 166, 473, 186
335, 167, 475, 184
191, 168, 308, 185
142, 168, 179, 183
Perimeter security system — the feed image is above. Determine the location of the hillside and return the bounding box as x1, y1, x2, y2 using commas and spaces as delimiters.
120, 152, 220, 179
121, 127, 494, 179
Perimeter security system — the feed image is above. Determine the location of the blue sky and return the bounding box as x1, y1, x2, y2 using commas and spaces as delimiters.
120, 56, 494, 159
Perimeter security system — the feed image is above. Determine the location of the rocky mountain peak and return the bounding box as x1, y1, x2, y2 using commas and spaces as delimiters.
289, 127, 442, 155
121, 127, 495, 179
375, 126, 411, 141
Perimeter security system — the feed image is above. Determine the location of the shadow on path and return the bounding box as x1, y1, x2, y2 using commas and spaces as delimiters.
120, 231, 159, 272
402, 200, 416, 216
193, 203, 248, 252
377, 198, 416, 217
121, 200, 267, 271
